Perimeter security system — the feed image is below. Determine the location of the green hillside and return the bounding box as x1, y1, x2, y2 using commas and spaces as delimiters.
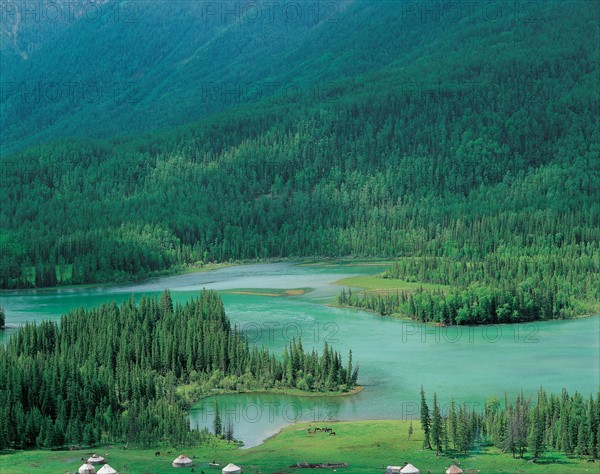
1, 0, 443, 154
1, 1, 598, 321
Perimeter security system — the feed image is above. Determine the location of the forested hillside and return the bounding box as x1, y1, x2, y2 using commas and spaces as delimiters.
1, 1, 598, 323
0, 290, 356, 448
2, 0, 435, 154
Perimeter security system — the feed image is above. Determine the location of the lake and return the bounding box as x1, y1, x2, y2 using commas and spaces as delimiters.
1, 262, 598, 448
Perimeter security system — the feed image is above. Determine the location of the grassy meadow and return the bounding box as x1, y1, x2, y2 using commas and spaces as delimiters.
1, 420, 594, 474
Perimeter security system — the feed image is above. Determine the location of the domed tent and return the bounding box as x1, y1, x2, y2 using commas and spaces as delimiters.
78, 463, 96, 474
446, 465, 463, 474
400, 464, 420, 474
88, 454, 105, 464
97, 464, 118, 474
172, 454, 193, 468
222, 463, 242, 474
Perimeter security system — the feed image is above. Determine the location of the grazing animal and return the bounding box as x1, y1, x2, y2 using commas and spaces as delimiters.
154, 451, 160, 456
167, 451, 172, 454
329, 431, 336, 436
587, 459, 596, 463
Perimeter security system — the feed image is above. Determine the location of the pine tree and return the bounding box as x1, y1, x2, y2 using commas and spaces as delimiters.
448, 399, 458, 449
431, 392, 442, 455
213, 402, 222, 437
225, 416, 234, 443
420, 385, 432, 449
528, 404, 544, 459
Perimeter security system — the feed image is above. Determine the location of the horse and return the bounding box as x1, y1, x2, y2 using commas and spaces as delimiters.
154, 451, 160, 456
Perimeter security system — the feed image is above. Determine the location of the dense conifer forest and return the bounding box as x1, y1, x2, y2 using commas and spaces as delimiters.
419, 387, 599, 461
1, 2, 598, 312
338, 247, 600, 323
0, 290, 356, 449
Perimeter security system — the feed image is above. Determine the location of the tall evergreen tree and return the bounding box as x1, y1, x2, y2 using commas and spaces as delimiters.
431, 392, 443, 455
420, 385, 431, 450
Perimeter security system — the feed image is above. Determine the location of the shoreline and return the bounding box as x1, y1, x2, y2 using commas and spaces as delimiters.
332, 302, 599, 325
0, 257, 395, 293
192, 385, 364, 402
181, 385, 365, 412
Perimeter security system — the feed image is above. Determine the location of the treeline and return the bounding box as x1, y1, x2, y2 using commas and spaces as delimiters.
0, 290, 356, 449
1, 0, 598, 289
341, 285, 577, 324
339, 244, 600, 323
419, 387, 599, 460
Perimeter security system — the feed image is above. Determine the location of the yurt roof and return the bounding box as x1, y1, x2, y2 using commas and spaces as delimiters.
222, 463, 242, 472
88, 454, 105, 463
97, 464, 117, 474
400, 464, 420, 474
78, 463, 96, 474
446, 465, 463, 474
172, 454, 193, 466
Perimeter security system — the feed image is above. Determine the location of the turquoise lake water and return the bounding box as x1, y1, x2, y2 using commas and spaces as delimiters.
1, 262, 598, 447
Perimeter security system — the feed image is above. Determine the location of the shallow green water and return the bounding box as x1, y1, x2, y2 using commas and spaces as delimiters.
1, 262, 598, 448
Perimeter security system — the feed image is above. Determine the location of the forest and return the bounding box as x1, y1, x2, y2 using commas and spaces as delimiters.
338, 245, 600, 324
1, 1, 598, 303
0, 290, 357, 449
418, 387, 599, 461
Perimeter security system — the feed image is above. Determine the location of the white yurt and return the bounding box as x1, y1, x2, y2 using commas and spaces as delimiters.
97, 464, 117, 474
88, 454, 105, 464
172, 454, 193, 468
400, 464, 420, 474
78, 463, 96, 474
446, 465, 463, 474
222, 463, 242, 474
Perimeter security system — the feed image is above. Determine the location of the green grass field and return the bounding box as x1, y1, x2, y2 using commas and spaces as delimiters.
1, 420, 594, 474
335, 275, 448, 293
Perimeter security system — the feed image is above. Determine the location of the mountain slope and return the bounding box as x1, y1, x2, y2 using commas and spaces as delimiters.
0, 1, 598, 318
1, 0, 450, 155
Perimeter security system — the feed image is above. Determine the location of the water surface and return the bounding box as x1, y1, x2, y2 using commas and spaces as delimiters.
1, 262, 598, 448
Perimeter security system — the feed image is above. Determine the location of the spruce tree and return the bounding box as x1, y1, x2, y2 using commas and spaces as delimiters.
420, 385, 432, 449
431, 392, 442, 455
448, 399, 458, 449
225, 416, 234, 443
213, 403, 222, 438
